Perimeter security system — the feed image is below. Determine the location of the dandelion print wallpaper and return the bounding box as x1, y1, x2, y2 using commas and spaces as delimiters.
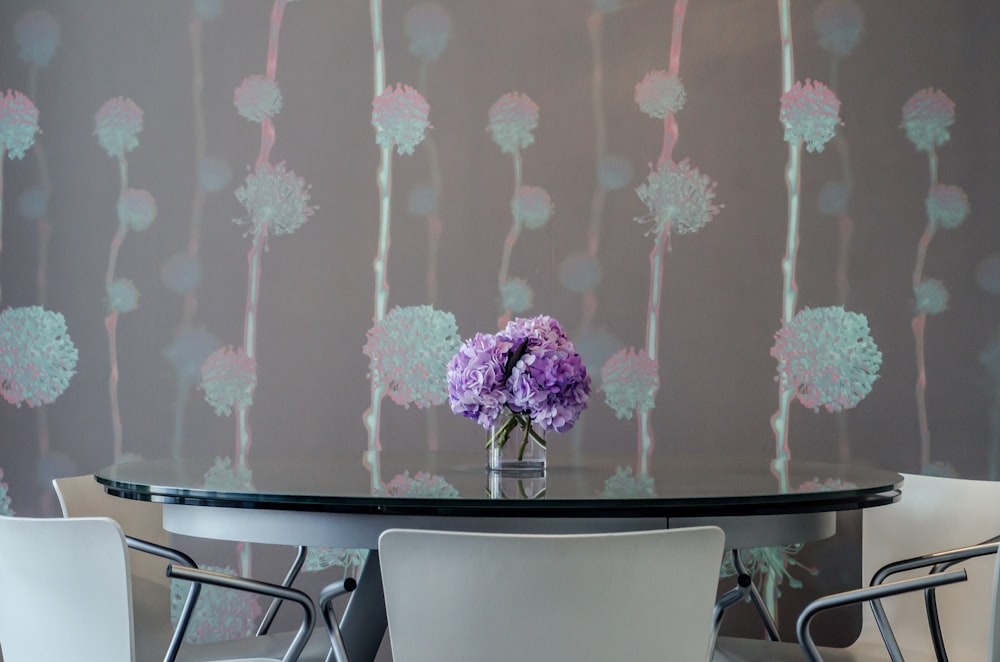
1, 0, 999, 652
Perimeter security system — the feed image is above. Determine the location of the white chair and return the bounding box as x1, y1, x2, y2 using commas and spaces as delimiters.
0, 515, 316, 662
51, 475, 338, 662
377, 526, 727, 662
714, 472, 1000, 661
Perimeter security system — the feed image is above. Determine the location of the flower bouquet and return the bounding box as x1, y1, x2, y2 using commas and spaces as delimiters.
447, 315, 591, 473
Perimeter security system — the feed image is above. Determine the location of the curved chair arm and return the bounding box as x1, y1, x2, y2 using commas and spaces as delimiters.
166, 564, 317, 662
258, 545, 309, 636
924, 536, 1000, 662
318, 577, 358, 662
797, 569, 967, 662
125, 535, 201, 662
867, 541, 1000, 661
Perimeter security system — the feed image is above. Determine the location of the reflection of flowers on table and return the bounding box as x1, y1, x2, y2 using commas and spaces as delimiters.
202, 456, 253, 491
600, 465, 655, 498
796, 477, 857, 492
384, 470, 459, 498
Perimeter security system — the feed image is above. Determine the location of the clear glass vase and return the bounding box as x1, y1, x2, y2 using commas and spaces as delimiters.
487, 471, 547, 499
486, 413, 546, 475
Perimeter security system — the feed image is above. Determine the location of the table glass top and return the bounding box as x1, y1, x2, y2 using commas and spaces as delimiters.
96, 452, 902, 518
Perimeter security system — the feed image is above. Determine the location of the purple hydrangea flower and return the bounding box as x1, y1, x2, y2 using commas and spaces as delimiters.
14, 10, 60, 68
500, 316, 591, 432
372, 84, 430, 156
448, 315, 591, 433
0, 306, 78, 407
634, 70, 686, 119
233, 75, 281, 123
902, 88, 955, 153
914, 278, 949, 315
636, 158, 721, 237
488, 92, 539, 155
779, 79, 842, 153
95, 97, 143, 158
405, 3, 452, 62
0, 90, 39, 160
200, 346, 256, 416
363, 305, 461, 409
926, 184, 969, 231
447, 332, 512, 427
600, 347, 658, 419
117, 188, 156, 232
234, 161, 316, 236
771, 305, 882, 413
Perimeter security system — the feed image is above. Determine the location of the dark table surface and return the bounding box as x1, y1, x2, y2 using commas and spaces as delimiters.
95, 452, 903, 519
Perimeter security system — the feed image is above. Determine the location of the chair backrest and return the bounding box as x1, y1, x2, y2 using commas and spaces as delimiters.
378, 526, 726, 662
53, 474, 170, 588
0, 516, 135, 662
858, 473, 1000, 659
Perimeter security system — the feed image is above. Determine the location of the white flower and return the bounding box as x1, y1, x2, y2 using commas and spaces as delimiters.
95, 97, 143, 157
634, 71, 686, 119
234, 75, 282, 123
372, 84, 430, 156
488, 92, 539, 154
234, 162, 316, 236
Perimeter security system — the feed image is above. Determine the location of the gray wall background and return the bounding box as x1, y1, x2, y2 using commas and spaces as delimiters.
1, 0, 998, 647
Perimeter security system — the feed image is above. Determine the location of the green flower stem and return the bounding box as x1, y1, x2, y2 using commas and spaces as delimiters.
486, 413, 546, 461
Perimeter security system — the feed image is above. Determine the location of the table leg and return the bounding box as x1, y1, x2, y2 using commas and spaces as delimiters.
339, 550, 388, 662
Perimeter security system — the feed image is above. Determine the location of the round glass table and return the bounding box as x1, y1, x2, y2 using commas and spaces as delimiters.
96, 452, 902, 662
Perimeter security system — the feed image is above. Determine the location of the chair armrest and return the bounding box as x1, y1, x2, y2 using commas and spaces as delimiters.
923, 538, 1000, 662
868, 541, 1000, 661
796, 569, 967, 662
125, 535, 200, 662
166, 564, 317, 662
318, 577, 358, 662
258, 545, 309, 636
